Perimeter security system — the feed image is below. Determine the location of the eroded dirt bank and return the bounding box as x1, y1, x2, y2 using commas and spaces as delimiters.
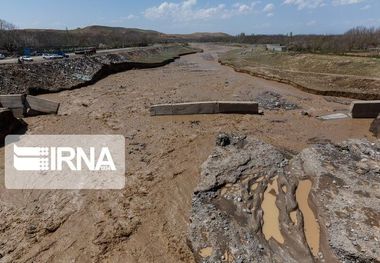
0, 43, 377, 262
0, 44, 199, 95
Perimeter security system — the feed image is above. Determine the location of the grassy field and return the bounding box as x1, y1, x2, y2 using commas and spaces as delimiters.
219, 47, 380, 99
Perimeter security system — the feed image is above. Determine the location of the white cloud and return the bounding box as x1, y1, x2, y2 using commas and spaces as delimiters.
306, 20, 317, 26
144, 0, 257, 21
360, 4, 371, 10
263, 3, 275, 12
283, 0, 367, 9
233, 3, 255, 14
263, 3, 275, 17
332, 0, 365, 5
283, 0, 325, 9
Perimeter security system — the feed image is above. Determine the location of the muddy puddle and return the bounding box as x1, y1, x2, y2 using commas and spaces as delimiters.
296, 179, 320, 256
199, 247, 213, 258
261, 176, 285, 244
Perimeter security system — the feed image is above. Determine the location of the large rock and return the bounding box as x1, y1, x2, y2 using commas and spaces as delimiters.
189, 134, 380, 263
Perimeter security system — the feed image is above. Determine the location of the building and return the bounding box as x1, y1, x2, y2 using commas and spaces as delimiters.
266, 44, 287, 52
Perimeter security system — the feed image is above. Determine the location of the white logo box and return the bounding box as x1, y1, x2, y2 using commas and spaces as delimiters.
5, 135, 125, 189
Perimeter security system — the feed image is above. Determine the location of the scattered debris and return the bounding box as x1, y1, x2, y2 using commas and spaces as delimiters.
216, 133, 230, 146
318, 113, 349, 120
255, 91, 298, 110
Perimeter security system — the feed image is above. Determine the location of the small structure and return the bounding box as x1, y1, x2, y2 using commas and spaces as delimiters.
266, 44, 287, 52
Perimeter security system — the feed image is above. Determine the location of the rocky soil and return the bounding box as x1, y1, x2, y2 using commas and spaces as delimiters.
189, 134, 380, 263
255, 91, 299, 110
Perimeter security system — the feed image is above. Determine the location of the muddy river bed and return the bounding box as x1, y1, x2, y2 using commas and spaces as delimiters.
0, 44, 378, 262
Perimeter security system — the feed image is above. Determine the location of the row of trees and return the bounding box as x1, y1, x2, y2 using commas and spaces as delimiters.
1, 17, 380, 54
205, 26, 380, 53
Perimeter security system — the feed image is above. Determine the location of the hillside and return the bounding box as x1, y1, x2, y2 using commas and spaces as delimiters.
0, 25, 230, 51
14, 26, 162, 49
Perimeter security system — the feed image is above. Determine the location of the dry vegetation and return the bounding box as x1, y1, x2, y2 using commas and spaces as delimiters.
219, 47, 380, 99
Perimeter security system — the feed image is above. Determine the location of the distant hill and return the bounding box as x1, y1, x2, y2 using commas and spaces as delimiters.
0, 25, 230, 51
164, 32, 231, 40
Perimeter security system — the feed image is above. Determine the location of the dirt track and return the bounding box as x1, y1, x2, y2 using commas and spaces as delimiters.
0, 43, 375, 262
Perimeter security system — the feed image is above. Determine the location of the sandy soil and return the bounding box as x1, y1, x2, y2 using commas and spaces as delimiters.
0, 43, 375, 262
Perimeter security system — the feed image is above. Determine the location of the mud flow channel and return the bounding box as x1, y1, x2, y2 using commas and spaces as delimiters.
296, 179, 320, 256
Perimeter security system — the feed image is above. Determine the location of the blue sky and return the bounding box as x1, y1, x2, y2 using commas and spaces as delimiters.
0, 0, 379, 34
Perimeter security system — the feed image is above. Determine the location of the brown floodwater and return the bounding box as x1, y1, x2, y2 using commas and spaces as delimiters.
261, 177, 285, 244
296, 180, 320, 256
199, 247, 213, 258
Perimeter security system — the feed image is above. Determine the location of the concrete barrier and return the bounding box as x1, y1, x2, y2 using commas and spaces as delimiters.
0, 94, 59, 117
350, 100, 380, 118
0, 95, 25, 118
25, 95, 60, 115
219, 101, 259, 114
150, 101, 259, 116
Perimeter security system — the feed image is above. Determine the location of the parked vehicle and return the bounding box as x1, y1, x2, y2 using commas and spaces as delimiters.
42, 53, 53, 59
20, 56, 33, 62
43, 51, 69, 60
0, 54, 5, 60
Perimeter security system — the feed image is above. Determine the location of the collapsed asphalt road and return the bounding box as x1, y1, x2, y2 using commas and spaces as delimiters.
0, 43, 377, 263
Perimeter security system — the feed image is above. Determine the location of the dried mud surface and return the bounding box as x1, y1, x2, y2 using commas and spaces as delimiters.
0, 43, 378, 262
